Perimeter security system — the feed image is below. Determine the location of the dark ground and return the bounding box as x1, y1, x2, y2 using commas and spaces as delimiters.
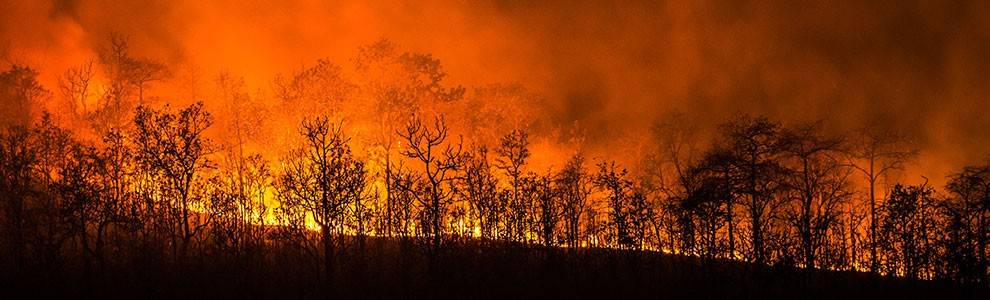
2, 236, 985, 299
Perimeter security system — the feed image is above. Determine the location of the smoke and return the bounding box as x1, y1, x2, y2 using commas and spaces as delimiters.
2, 0, 989, 185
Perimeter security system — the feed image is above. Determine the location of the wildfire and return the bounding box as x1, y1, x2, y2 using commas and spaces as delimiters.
0, 0, 988, 289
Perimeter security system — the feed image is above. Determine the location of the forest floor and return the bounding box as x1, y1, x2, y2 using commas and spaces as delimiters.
4, 236, 986, 299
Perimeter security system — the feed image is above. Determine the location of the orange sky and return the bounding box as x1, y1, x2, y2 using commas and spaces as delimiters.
2, 0, 989, 188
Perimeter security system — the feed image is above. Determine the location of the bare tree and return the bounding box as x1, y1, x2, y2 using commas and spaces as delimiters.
354, 39, 463, 238
718, 115, 788, 265
208, 153, 271, 264
878, 182, 940, 279
457, 146, 501, 241
496, 129, 530, 243
524, 172, 560, 248
780, 122, 852, 269
132, 102, 215, 260
558, 154, 592, 248
58, 61, 96, 117
848, 124, 918, 272
944, 164, 990, 283
96, 34, 168, 130
650, 112, 716, 255
387, 161, 420, 242
128, 59, 167, 105
213, 73, 271, 251
276, 116, 366, 284
593, 161, 637, 249
397, 115, 461, 253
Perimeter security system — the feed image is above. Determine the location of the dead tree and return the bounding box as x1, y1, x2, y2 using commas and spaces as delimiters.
848, 124, 918, 272
944, 165, 990, 283
457, 146, 501, 241
355, 39, 463, 238
132, 102, 214, 260
276, 116, 366, 285
525, 172, 560, 249
780, 122, 852, 269
879, 182, 940, 279
96, 34, 167, 130
593, 161, 636, 249
558, 154, 592, 249
58, 61, 96, 117
397, 115, 461, 255
496, 129, 530, 243
718, 115, 788, 265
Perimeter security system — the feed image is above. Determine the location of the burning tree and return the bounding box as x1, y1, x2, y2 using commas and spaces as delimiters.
593, 161, 638, 249
457, 146, 502, 241
95, 34, 168, 131
132, 102, 214, 260
397, 115, 461, 255
717, 115, 789, 265
848, 124, 918, 272
0, 65, 47, 127
275, 116, 366, 284
779, 122, 852, 269
878, 182, 941, 279
496, 129, 530, 243
944, 164, 990, 284
557, 154, 592, 249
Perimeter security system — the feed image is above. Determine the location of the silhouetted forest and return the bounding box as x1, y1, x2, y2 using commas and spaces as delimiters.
0, 36, 988, 299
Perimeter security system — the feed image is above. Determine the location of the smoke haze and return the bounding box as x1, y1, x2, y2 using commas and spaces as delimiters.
2, 0, 989, 186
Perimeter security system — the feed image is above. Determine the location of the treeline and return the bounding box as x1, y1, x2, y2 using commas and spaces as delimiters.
0, 37, 987, 294
0, 101, 986, 286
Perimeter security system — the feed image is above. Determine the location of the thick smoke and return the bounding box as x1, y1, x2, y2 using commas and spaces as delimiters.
2, 0, 989, 186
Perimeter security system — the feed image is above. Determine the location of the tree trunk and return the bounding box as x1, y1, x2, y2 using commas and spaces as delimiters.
321, 226, 334, 286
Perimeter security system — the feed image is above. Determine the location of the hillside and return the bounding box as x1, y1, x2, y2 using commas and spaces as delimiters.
5, 236, 984, 299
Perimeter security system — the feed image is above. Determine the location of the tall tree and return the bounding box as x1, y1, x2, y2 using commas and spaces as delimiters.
680, 162, 732, 259
132, 102, 214, 259
525, 172, 560, 248
276, 116, 366, 284
397, 115, 461, 254
58, 61, 96, 118
274, 59, 353, 121
496, 129, 530, 243
457, 146, 501, 241
719, 115, 788, 265
0, 124, 35, 272
593, 161, 636, 249
780, 123, 852, 269
693, 146, 739, 258
879, 182, 940, 279
96, 34, 167, 130
944, 164, 990, 283
0, 65, 47, 127
40, 117, 102, 274
558, 154, 592, 248
354, 39, 463, 238
849, 124, 918, 272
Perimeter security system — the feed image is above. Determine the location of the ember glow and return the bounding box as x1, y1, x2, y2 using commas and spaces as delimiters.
1, 0, 988, 297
